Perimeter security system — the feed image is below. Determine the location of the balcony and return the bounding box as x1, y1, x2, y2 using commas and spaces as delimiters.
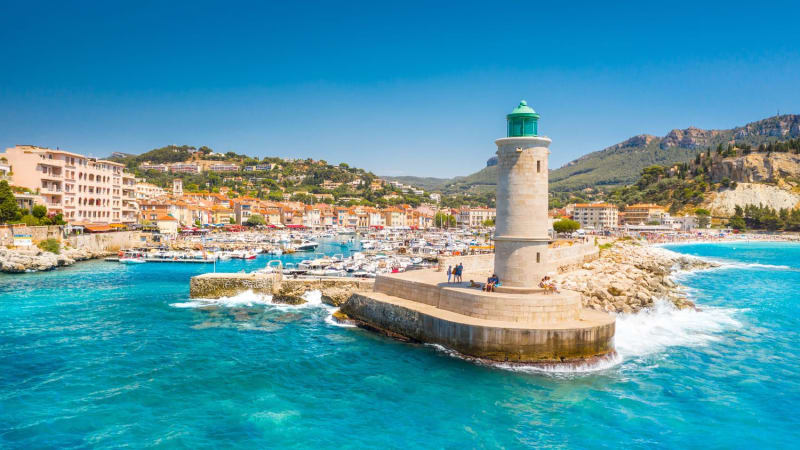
40, 186, 63, 194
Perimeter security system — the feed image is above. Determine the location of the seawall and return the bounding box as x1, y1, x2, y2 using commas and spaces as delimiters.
343, 292, 615, 363
190, 272, 374, 305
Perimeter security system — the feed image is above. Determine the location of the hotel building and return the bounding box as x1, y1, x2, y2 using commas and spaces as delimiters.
572, 203, 619, 230
620, 203, 667, 225
1, 145, 138, 225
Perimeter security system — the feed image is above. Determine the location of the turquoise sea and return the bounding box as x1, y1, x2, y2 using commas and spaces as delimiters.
1, 240, 799, 448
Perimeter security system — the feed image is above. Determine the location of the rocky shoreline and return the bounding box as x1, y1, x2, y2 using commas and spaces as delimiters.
556, 240, 718, 314
0, 247, 109, 273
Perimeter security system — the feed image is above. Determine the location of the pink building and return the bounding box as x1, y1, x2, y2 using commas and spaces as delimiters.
1, 145, 138, 225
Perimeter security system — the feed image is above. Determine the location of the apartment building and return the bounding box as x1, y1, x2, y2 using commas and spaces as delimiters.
1, 145, 137, 224
207, 163, 239, 172
140, 163, 169, 172
169, 163, 201, 174
135, 181, 167, 200
457, 207, 496, 228
572, 203, 619, 230
620, 203, 667, 225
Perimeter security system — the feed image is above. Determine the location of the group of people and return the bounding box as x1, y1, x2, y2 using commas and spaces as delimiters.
446, 263, 464, 283
539, 276, 559, 293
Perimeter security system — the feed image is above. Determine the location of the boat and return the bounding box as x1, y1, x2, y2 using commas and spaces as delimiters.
119, 257, 146, 264
230, 250, 258, 260
293, 240, 319, 252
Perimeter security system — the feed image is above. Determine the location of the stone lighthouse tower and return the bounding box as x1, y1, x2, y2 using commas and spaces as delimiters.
493, 101, 551, 290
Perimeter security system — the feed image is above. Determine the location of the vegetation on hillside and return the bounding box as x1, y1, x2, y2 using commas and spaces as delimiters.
389, 114, 800, 201
728, 204, 800, 231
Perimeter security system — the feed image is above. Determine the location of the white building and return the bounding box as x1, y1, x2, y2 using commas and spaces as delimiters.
572, 203, 619, 230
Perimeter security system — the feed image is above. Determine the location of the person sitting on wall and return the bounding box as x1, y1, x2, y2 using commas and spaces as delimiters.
484, 274, 500, 292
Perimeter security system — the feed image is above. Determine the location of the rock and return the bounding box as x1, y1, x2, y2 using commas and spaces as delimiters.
272, 283, 308, 305
320, 287, 355, 307
554, 240, 717, 314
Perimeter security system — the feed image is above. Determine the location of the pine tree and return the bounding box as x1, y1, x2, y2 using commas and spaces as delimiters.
0, 181, 20, 224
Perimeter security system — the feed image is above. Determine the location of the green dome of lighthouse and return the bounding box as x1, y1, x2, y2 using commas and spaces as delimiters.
506, 100, 539, 137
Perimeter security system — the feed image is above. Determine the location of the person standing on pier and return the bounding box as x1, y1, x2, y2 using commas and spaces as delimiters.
447, 265, 452, 283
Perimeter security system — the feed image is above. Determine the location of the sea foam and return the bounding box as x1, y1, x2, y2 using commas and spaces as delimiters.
171, 289, 356, 327
428, 299, 742, 375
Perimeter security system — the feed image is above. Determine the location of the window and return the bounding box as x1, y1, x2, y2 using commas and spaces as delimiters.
536, 252, 540, 263
537, 160, 541, 173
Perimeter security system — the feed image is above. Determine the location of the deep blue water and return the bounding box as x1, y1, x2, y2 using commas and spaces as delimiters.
1, 240, 799, 448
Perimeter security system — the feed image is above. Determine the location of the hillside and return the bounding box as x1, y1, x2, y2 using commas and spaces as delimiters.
606, 139, 800, 217
392, 114, 800, 195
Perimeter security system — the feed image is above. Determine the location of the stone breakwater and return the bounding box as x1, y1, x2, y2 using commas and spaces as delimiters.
189, 272, 374, 306
556, 241, 718, 314
0, 247, 110, 273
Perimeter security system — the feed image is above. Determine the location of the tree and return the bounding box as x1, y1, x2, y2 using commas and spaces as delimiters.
19, 214, 40, 226
552, 218, 580, 234
482, 218, 495, 227
695, 208, 711, 229
728, 206, 746, 230
0, 180, 20, 223
245, 214, 265, 227
32, 204, 47, 219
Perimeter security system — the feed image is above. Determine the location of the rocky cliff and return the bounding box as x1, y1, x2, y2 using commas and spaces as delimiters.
711, 152, 800, 183
707, 183, 800, 216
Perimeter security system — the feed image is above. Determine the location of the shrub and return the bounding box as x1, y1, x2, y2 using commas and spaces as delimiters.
552, 218, 580, 233
38, 238, 60, 254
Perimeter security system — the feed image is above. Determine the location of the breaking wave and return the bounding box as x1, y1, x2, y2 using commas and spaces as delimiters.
428, 299, 742, 375
614, 300, 741, 360
171, 289, 355, 328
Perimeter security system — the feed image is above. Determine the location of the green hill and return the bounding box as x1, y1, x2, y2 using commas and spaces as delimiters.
390, 114, 800, 194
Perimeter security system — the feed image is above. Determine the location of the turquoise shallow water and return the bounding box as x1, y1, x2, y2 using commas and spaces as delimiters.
1, 240, 799, 448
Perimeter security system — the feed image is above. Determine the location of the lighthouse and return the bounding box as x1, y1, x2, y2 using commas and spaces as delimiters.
493, 101, 551, 290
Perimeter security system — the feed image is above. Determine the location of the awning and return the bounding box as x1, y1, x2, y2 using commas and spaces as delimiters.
286, 224, 305, 228
85, 225, 113, 233
109, 223, 126, 228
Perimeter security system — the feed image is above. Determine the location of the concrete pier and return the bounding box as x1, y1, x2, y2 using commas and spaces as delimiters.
190, 272, 373, 305
342, 269, 615, 363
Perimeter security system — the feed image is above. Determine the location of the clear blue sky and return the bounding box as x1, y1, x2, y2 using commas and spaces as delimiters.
1, 1, 798, 177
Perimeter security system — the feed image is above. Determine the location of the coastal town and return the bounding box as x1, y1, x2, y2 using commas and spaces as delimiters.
0, 143, 723, 240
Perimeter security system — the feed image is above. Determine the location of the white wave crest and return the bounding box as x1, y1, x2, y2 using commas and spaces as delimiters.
614, 299, 741, 360
171, 289, 327, 310
427, 343, 625, 374
170, 290, 274, 308
707, 260, 792, 271
427, 299, 741, 374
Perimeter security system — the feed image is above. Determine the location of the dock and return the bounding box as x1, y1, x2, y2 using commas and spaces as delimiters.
104, 257, 215, 263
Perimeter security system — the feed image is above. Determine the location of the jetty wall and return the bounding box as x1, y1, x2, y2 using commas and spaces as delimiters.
190, 272, 374, 305
0, 225, 62, 245
436, 242, 598, 276
0, 225, 141, 253
66, 231, 142, 253
343, 293, 615, 363
546, 242, 598, 273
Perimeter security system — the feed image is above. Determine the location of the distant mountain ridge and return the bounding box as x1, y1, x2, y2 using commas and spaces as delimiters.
386, 114, 800, 194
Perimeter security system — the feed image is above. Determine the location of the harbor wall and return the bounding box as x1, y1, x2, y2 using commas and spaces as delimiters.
0, 225, 62, 245
0, 225, 141, 253
374, 272, 582, 323
190, 272, 374, 305
66, 231, 142, 253
436, 242, 598, 277
343, 293, 616, 363
546, 242, 599, 273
